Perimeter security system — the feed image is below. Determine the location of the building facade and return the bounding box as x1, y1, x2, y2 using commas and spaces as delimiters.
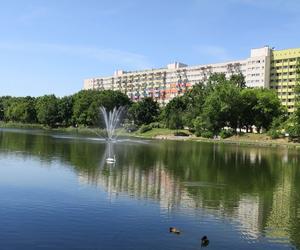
270, 48, 300, 113
84, 46, 300, 111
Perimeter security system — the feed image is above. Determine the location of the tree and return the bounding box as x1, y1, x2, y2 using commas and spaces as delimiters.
164, 96, 186, 129
240, 89, 258, 132
128, 97, 160, 126
230, 73, 246, 88
57, 96, 73, 126
35, 95, 59, 127
4, 97, 36, 123
196, 81, 242, 134
72, 90, 131, 127
0, 96, 11, 121
182, 82, 208, 128
72, 90, 98, 126
253, 89, 283, 132
97, 90, 131, 111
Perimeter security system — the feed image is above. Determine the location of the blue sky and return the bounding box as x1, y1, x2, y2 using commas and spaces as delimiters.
0, 0, 299, 97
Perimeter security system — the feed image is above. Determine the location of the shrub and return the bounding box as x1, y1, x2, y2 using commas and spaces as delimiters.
267, 129, 280, 139
174, 131, 189, 136
201, 131, 214, 138
219, 128, 234, 139
149, 122, 161, 128
188, 127, 196, 134
194, 117, 207, 137
139, 124, 152, 133
123, 123, 138, 132
285, 124, 300, 142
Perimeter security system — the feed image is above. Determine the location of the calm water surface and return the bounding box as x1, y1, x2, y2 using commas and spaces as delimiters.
0, 128, 300, 249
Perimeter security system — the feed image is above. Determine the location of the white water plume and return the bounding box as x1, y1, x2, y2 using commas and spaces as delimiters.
100, 106, 125, 140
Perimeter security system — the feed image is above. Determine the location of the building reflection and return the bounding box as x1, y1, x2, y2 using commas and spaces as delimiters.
0, 129, 300, 247
77, 151, 296, 243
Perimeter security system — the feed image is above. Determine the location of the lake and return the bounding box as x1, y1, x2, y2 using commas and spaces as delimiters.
0, 128, 299, 249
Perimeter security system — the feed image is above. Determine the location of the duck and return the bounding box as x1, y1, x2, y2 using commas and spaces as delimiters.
106, 155, 116, 164
201, 235, 209, 247
169, 227, 181, 234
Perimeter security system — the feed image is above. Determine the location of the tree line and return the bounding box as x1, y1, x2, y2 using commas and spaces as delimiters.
1, 71, 300, 140
0, 90, 131, 128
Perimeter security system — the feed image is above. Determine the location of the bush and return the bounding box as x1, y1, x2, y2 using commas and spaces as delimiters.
174, 131, 189, 136
267, 129, 280, 139
123, 123, 138, 132
149, 122, 161, 128
194, 117, 206, 137
219, 128, 234, 139
201, 131, 214, 138
188, 127, 196, 134
139, 124, 152, 133
285, 124, 300, 142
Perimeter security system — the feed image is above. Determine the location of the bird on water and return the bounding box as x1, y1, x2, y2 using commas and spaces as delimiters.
201, 235, 209, 247
169, 227, 181, 234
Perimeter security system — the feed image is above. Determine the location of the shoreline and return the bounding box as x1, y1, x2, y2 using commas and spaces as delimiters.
1, 122, 300, 149
152, 134, 300, 149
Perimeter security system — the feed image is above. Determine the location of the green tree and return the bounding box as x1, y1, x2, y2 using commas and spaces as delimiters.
72, 90, 131, 127
35, 95, 59, 127
253, 89, 283, 132
0, 96, 10, 121
97, 90, 131, 111
240, 89, 258, 132
182, 82, 207, 127
57, 96, 73, 126
128, 97, 160, 126
72, 90, 98, 126
196, 81, 242, 134
164, 96, 186, 129
230, 73, 246, 88
4, 97, 36, 123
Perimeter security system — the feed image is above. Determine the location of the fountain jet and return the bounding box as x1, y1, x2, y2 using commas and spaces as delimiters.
100, 106, 125, 141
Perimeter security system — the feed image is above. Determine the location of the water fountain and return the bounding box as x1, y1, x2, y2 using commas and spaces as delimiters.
100, 106, 125, 141
100, 106, 125, 164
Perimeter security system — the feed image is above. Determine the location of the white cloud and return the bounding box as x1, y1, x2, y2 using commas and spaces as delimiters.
0, 42, 151, 70
18, 6, 50, 23
227, 0, 300, 11
194, 0, 300, 12
194, 45, 231, 61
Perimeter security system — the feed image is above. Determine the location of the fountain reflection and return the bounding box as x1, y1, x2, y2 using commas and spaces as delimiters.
1, 129, 300, 248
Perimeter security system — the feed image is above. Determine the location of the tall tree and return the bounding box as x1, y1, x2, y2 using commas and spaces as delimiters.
128, 97, 160, 126
230, 73, 246, 88
164, 96, 186, 129
199, 81, 242, 133
240, 89, 258, 132
72, 90, 131, 127
57, 96, 73, 126
253, 89, 283, 132
35, 95, 59, 127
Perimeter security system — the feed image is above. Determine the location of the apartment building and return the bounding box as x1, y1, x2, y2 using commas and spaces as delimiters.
84, 47, 300, 111
270, 48, 300, 113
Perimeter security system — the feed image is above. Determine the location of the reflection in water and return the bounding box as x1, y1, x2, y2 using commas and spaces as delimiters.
0, 128, 300, 249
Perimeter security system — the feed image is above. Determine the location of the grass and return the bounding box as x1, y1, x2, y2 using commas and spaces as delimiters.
1, 122, 300, 149
0, 121, 45, 129
130, 128, 191, 138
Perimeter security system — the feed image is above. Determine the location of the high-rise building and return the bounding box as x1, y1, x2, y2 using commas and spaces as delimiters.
84, 47, 300, 111
270, 48, 300, 113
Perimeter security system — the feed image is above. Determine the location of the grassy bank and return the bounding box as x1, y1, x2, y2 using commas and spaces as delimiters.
0, 121, 106, 137
120, 128, 191, 138
0, 121, 45, 129
126, 128, 300, 149
1, 122, 300, 149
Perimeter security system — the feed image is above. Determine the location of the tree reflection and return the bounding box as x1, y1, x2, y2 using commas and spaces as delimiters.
0, 129, 300, 248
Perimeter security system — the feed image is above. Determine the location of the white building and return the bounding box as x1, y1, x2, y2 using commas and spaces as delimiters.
84, 47, 271, 104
